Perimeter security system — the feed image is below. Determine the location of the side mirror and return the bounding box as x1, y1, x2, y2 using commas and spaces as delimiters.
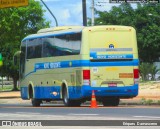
13, 56, 17, 65
13, 51, 21, 65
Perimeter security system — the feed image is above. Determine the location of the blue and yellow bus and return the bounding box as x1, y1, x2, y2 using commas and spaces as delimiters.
18, 26, 139, 106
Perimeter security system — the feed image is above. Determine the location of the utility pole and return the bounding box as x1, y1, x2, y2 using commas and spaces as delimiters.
40, 0, 58, 26
91, 0, 94, 26
82, 0, 87, 26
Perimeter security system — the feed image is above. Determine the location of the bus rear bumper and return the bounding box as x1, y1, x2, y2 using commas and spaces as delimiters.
81, 84, 138, 98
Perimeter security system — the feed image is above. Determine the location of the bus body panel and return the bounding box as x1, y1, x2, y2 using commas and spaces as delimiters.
85, 26, 137, 87
19, 26, 139, 105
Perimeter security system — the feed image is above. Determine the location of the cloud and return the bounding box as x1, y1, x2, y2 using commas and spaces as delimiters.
40, 0, 119, 26
42, 0, 83, 26
61, 9, 71, 20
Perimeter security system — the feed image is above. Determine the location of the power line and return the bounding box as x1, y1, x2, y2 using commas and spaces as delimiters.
40, 0, 58, 26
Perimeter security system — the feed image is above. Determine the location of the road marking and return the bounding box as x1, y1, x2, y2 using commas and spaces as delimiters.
16, 112, 41, 115
68, 113, 99, 116
134, 116, 160, 119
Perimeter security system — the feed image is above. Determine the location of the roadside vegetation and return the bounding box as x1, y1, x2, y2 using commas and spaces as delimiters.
0, 85, 13, 91
0, 2, 160, 91
0, 78, 20, 91
0, 0, 50, 91
138, 80, 160, 106
140, 98, 160, 105
139, 62, 160, 81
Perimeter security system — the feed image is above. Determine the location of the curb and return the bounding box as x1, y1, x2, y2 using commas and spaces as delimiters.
0, 96, 20, 99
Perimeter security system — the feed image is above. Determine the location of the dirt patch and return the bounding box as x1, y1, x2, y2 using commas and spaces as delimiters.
0, 91, 20, 98
138, 82, 160, 99
0, 82, 160, 105
121, 82, 160, 105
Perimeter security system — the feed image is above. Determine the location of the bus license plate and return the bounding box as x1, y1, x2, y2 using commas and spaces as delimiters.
108, 83, 117, 87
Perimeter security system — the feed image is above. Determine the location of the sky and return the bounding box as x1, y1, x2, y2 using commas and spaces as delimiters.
36, 0, 119, 27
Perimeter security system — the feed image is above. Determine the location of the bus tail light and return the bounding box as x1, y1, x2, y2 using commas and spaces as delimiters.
134, 69, 139, 84
83, 70, 90, 85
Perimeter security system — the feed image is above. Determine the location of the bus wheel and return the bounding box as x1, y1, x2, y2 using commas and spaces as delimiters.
63, 87, 69, 106
32, 99, 41, 107
69, 100, 81, 107
62, 87, 81, 107
102, 97, 120, 106
112, 98, 120, 106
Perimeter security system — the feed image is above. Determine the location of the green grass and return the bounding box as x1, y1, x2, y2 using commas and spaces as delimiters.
145, 99, 154, 105
139, 81, 160, 87
157, 100, 160, 105
140, 98, 160, 105
0, 85, 13, 91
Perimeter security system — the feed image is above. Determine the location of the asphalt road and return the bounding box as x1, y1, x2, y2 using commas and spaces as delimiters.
0, 105, 160, 120
0, 103, 160, 129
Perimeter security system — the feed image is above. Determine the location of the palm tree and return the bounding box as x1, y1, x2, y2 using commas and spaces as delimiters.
150, 64, 160, 81
139, 62, 150, 81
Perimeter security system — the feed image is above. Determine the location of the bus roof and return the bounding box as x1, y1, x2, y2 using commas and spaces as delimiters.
22, 26, 84, 41
37, 26, 84, 33
22, 25, 134, 42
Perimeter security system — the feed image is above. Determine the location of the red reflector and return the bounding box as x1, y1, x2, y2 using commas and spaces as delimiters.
134, 69, 139, 78
127, 90, 132, 92
83, 70, 90, 79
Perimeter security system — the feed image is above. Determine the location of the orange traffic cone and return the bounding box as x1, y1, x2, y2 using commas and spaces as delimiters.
90, 90, 98, 108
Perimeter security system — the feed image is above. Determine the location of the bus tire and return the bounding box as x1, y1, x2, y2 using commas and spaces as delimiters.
69, 100, 81, 107
102, 97, 120, 107
62, 86, 81, 107
29, 86, 41, 107
112, 98, 120, 106
32, 99, 41, 107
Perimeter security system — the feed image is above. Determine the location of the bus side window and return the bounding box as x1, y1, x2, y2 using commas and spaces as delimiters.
43, 41, 52, 57
54, 35, 66, 56
27, 45, 35, 59
42, 37, 55, 57
27, 38, 42, 59
41, 33, 81, 58
35, 38, 42, 58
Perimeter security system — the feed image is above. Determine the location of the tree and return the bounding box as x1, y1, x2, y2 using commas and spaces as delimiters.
150, 65, 160, 81
139, 62, 160, 81
94, 3, 160, 62
139, 62, 151, 81
0, 0, 50, 90
135, 4, 160, 62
